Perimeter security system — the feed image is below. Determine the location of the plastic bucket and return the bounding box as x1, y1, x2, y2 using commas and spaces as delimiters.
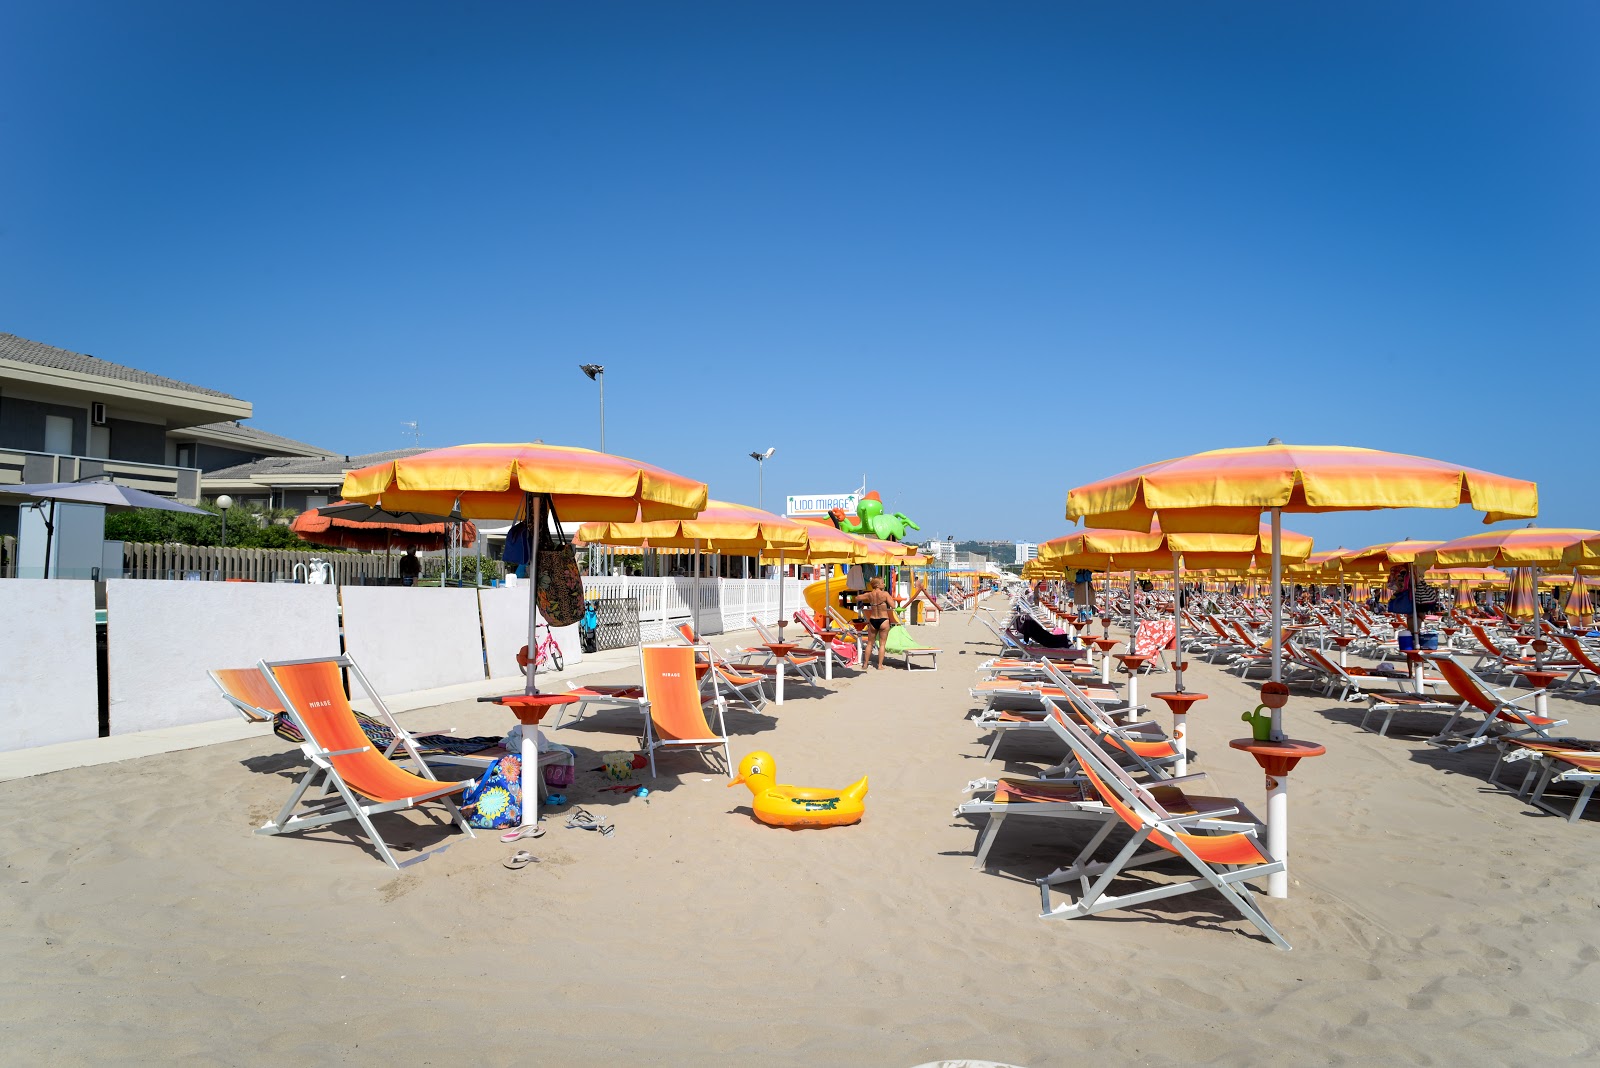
1419, 632, 1439, 651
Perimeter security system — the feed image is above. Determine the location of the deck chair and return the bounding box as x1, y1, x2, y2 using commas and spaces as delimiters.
976, 667, 1160, 768
1423, 655, 1569, 752
209, 665, 504, 763
1529, 751, 1600, 822
1130, 620, 1175, 671
256, 656, 475, 869
793, 609, 861, 668
673, 623, 769, 713
1496, 739, 1600, 823
747, 618, 824, 680
1295, 645, 1412, 702
1552, 636, 1600, 695
640, 644, 732, 777
1037, 711, 1290, 949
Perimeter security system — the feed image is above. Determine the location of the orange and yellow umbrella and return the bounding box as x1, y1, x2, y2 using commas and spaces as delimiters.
1419, 527, 1600, 570
1564, 578, 1596, 629
342, 442, 707, 695
1505, 567, 1538, 621
341, 442, 707, 522
1067, 443, 1538, 535
578, 500, 806, 556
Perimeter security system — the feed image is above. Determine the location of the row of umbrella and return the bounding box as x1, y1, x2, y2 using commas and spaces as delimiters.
334, 443, 927, 694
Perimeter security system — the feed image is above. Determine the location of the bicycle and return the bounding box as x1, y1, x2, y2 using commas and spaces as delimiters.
516, 621, 564, 675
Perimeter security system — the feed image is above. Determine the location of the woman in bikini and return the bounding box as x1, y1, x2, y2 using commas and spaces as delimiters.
858, 576, 899, 669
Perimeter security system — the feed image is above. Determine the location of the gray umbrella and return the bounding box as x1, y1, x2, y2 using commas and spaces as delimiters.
0, 479, 207, 578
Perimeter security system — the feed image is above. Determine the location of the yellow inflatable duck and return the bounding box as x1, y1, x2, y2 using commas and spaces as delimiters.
727, 751, 868, 829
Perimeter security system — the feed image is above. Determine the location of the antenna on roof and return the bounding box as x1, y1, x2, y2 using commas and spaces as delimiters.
402, 421, 420, 446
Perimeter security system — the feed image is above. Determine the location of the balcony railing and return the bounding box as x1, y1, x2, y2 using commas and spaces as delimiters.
0, 448, 201, 503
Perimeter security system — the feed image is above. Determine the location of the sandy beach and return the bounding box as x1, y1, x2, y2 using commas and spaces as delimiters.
4, 608, 1599, 1066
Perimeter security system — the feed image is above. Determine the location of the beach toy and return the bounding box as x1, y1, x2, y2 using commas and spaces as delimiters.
727, 750, 868, 829
602, 751, 635, 780
1240, 705, 1274, 742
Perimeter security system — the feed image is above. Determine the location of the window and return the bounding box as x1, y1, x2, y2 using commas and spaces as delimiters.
175, 444, 196, 468
305, 495, 329, 510
44, 414, 72, 454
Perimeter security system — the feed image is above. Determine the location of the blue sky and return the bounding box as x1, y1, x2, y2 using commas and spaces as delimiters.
3, 2, 1595, 551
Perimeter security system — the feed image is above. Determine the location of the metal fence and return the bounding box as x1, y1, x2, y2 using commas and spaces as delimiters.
119, 543, 397, 584
591, 596, 640, 651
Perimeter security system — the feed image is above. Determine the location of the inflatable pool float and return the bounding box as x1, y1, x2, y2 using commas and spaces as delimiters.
728, 751, 867, 829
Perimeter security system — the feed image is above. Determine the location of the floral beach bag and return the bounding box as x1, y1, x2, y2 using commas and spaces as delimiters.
461, 754, 524, 829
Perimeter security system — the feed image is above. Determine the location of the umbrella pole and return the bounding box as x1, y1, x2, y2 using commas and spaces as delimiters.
1532, 565, 1543, 667
525, 493, 542, 696
1172, 551, 1183, 692
693, 539, 701, 641
777, 549, 786, 634
1270, 507, 1284, 736
1408, 561, 1424, 689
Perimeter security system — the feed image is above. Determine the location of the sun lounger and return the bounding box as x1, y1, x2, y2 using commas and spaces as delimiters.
673, 623, 770, 713
1035, 711, 1290, 949
1494, 738, 1600, 823
640, 643, 732, 777
1423, 655, 1569, 752
255, 655, 476, 869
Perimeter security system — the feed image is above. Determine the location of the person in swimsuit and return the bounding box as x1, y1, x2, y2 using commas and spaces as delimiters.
858, 576, 899, 669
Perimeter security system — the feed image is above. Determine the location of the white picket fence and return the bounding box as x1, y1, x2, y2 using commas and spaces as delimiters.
581, 576, 809, 642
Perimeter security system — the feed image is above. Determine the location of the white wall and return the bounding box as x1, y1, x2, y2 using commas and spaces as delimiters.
0, 580, 100, 751
478, 587, 582, 680
340, 586, 486, 695
105, 581, 341, 734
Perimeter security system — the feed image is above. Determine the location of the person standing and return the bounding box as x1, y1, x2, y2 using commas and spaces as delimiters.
858, 576, 899, 669
399, 547, 421, 587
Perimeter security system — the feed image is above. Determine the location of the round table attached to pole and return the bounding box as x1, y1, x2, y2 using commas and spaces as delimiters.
1228, 734, 1325, 899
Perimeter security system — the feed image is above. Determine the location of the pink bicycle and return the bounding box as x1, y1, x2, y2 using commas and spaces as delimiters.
516, 622, 565, 674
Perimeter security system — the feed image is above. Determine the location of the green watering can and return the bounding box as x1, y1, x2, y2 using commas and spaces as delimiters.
1240, 704, 1274, 742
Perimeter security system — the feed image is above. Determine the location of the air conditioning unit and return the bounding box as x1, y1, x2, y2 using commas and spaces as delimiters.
91, 402, 108, 426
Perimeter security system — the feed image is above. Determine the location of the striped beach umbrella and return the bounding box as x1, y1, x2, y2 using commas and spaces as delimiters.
1505, 567, 1537, 621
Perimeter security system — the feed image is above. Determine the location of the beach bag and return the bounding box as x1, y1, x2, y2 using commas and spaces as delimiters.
534, 495, 586, 627
462, 754, 524, 829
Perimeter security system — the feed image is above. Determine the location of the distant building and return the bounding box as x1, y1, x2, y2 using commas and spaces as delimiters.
201, 448, 428, 513
0, 332, 328, 537
1014, 541, 1038, 564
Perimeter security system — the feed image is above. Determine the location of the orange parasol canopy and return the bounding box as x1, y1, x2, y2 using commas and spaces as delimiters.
1418, 527, 1600, 569
577, 500, 807, 555
341, 442, 707, 522
1067, 443, 1538, 533
291, 501, 477, 552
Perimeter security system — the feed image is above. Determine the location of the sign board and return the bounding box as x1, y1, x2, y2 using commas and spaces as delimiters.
785, 491, 861, 517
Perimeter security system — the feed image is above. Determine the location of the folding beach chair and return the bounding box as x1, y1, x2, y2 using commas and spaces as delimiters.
748, 617, 824, 682
255, 656, 476, 869
639, 643, 732, 777
673, 623, 770, 713
209, 665, 505, 763
1423, 655, 1569, 752
1493, 739, 1600, 823
1036, 712, 1290, 949
1552, 636, 1600, 696
1294, 645, 1413, 702
794, 609, 861, 668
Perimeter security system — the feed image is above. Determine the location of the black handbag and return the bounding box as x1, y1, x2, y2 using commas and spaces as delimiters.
534, 496, 586, 627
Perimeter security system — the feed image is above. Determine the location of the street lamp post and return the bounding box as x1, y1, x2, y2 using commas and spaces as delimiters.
749, 447, 774, 509
217, 495, 234, 580
579, 364, 605, 452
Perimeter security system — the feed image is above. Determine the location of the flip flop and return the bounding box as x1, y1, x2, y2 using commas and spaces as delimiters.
500, 825, 546, 843
565, 807, 615, 837
502, 850, 539, 870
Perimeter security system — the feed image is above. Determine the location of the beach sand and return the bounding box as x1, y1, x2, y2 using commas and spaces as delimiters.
3, 609, 1599, 1065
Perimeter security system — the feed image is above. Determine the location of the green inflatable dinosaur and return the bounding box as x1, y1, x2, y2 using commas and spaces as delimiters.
828, 491, 921, 542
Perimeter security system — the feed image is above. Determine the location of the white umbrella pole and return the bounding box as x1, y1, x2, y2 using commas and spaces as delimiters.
525, 493, 542, 696
1172, 551, 1184, 692
1270, 507, 1284, 734
777, 549, 786, 633
1532, 565, 1543, 666
1128, 570, 1137, 651
693, 539, 701, 640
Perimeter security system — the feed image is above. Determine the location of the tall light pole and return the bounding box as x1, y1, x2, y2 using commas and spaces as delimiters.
579, 364, 605, 452
749, 447, 774, 508
217, 494, 233, 546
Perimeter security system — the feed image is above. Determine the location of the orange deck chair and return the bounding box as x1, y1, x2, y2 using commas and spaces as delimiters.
1424, 654, 1568, 752
641, 644, 733, 777
1039, 712, 1290, 949
257, 656, 474, 868
673, 623, 770, 713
